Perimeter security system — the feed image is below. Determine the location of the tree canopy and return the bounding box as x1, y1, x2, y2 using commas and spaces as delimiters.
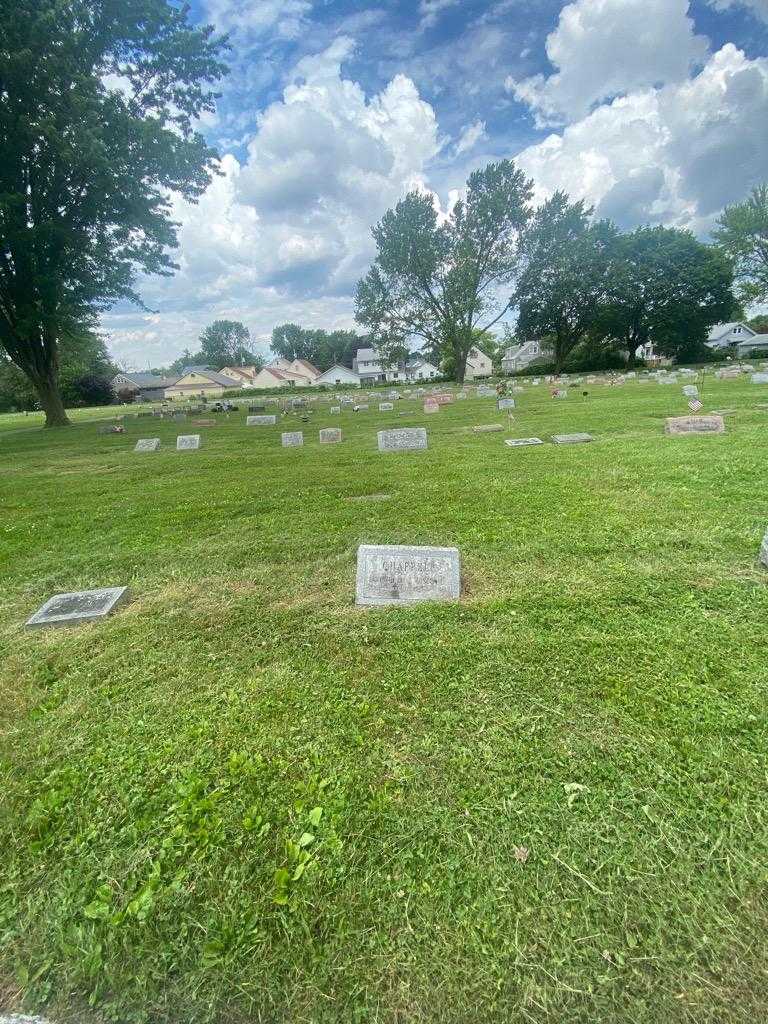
355, 160, 532, 382
714, 184, 768, 307
198, 320, 256, 368
0, 0, 227, 425
270, 324, 364, 372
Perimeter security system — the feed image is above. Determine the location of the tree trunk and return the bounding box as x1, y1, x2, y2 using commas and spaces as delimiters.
35, 372, 71, 427
626, 346, 636, 369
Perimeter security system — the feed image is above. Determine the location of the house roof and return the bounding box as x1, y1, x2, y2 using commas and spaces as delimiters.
355, 348, 377, 361
291, 359, 320, 377
317, 363, 358, 378
171, 369, 240, 387
180, 364, 215, 374
708, 322, 754, 341
114, 372, 178, 389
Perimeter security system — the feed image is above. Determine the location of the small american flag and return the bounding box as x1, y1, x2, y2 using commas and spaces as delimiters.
688, 399, 703, 412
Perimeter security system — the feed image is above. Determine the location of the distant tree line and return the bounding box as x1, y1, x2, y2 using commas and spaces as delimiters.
355, 162, 768, 379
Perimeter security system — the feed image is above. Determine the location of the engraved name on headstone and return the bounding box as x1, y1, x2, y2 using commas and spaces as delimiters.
177, 434, 201, 450
134, 438, 160, 452
247, 415, 277, 426
26, 587, 129, 629
282, 431, 304, 447
665, 415, 725, 436
319, 428, 342, 443
377, 427, 428, 452
355, 545, 460, 606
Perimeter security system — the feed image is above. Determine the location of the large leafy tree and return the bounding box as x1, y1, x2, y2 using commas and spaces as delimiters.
596, 227, 736, 366
0, 328, 116, 411
714, 184, 768, 307
199, 320, 255, 367
0, 0, 227, 426
355, 160, 532, 383
515, 193, 615, 373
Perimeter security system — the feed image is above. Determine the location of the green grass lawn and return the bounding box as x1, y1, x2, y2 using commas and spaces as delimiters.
1, 378, 767, 1023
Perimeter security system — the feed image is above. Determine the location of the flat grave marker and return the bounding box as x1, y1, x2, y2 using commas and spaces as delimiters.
177, 434, 201, 450
377, 427, 428, 452
355, 544, 460, 607
282, 431, 304, 447
551, 433, 594, 444
330, 406, 341, 414
472, 424, 504, 433
751, 373, 768, 384
134, 438, 161, 452
319, 428, 342, 443
379, 402, 394, 412
497, 398, 516, 410
26, 586, 129, 630
247, 415, 277, 426
192, 418, 216, 426
665, 415, 725, 436
505, 437, 545, 447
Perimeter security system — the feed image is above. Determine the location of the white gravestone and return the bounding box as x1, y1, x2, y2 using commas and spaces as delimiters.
497, 398, 516, 410
379, 402, 394, 412
176, 434, 201, 451
282, 431, 303, 447
551, 433, 594, 444
247, 415, 277, 426
751, 373, 768, 384
505, 437, 545, 447
355, 545, 460, 606
319, 428, 342, 443
26, 587, 129, 629
377, 427, 428, 452
665, 415, 725, 435
330, 406, 341, 414
134, 438, 160, 452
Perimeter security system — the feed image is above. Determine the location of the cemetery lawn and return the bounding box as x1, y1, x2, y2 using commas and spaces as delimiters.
1, 379, 768, 1024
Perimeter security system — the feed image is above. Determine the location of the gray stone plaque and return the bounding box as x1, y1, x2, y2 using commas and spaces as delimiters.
379, 402, 394, 412
751, 373, 768, 384
319, 428, 342, 443
134, 438, 160, 452
497, 398, 516, 410
665, 415, 724, 436
551, 433, 594, 444
505, 437, 545, 447
247, 415, 277, 426
177, 434, 201, 450
282, 431, 303, 447
355, 545, 460, 606
377, 427, 428, 452
26, 586, 129, 629
330, 406, 341, 414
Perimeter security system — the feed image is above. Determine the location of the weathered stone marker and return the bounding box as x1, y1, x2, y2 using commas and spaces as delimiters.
665, 415, 725, 435
379, 402, 394, 412
134, 438, 160, 452
751, 373, 768, 384
497, 398, 515, 410
377, 427, 428, 452
355, 544, 460, 606
505, 437, 545, 447
26, 586, 129, 629
319, 428, 342, 443
330, 406, 341, 414
423, 401, 439, 413
247, 415, 277, 426
472, 424, 504, 433
177, 434, 201, 450
281, 431, 303, 447
551, 433, 594, 444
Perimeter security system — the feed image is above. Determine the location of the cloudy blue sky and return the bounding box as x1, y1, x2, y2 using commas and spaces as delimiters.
106, 0, 768, 369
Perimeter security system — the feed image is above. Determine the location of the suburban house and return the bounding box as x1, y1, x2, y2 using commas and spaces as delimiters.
501, 339, 549, 373
112, 371, 179, 402
353, 347, 392, 383
315, 364, 361, 387
464, 346, 493, 380
219, 365, 261, 384
164, 368, 240, 400
707, 322, 768, 356
405, 357, 440, 381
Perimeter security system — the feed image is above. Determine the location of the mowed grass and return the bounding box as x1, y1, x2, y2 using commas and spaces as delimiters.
1, 378, 768, 1024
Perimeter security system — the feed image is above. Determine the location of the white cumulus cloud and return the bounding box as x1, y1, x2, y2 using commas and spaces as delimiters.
507, 0, 708, 125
